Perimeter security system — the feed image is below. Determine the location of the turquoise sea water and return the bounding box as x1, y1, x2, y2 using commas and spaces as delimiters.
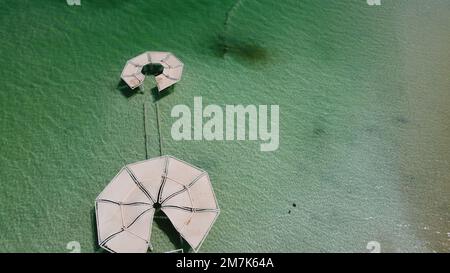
0, 0, 449, 252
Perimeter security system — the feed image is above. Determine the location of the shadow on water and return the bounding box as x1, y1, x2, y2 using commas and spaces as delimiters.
152, 209, 191, 253
117, 79, 142, 98
150, 86, 175, 103
90, 207, 106, 253
212, 34, 270, 64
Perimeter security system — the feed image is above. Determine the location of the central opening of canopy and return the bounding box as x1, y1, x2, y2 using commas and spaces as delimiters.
153, 202, 162, 210
142, 63, 164, 76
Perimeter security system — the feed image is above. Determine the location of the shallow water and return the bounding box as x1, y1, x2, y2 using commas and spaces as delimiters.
0, 0, 449, 252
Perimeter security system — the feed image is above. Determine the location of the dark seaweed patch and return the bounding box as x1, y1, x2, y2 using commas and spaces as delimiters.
213, 34, 269, 63
313, 128, 326, 136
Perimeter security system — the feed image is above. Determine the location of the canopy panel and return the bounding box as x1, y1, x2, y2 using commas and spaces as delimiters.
161, 208, 219, 252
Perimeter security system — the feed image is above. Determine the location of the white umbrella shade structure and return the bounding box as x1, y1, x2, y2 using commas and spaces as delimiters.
120, 51, 184, 91
95, 155, 220, 253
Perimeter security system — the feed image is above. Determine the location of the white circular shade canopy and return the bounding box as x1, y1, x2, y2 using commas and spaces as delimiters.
121, 51, 184, 91
95, 156, 220, 253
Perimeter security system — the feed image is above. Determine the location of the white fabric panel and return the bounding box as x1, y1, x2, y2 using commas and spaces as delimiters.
121, 63, 140, 76
121, 205, 153, 228
135, 72, 145, 82
162, 190, 192, 208
125, 187, 152, 205
148, 51, 169, 63
155, 75, 177, 91
180, 211, 218, 251
161, 207, 193, 231
162, 208, 218, 251
96, 201, 122, 243
126, 208, 154, 243
159, 178, 185, 202
130, 52, 150, 67
188, 174, 218, 209
166, 66, 183, 80
103, 230, 149, 253
121, 75, 141, 89
97, 168, 148, 204
128, 157, 166, 201
163, 54, 182, 68
166, 157, 204, 187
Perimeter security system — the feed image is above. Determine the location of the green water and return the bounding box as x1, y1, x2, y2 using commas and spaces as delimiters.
0, 0, 449, 252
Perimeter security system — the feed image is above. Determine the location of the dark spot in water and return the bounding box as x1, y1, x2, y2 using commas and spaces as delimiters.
292, 203, 296, 207
212, 34, 269, 63
313, 128, 326, 136
365, 127, 377, 134
405, 175, 416, 184
395, 116, 409, 124
288, 210, 291, 214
